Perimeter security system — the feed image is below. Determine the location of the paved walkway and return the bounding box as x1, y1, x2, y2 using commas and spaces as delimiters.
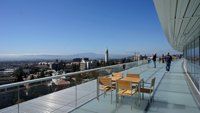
148, 60, 200, 113
2, 60, 198, 113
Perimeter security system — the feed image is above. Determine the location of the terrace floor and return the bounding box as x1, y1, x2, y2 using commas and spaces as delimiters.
1, 60, 199, 113
70, 60, 200, 113
148, 61, 200, 113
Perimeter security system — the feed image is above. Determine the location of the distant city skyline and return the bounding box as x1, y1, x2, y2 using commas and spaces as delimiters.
0, 0, 178, 56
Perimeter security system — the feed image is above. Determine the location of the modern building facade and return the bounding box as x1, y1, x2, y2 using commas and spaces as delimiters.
154, 0, 200, 99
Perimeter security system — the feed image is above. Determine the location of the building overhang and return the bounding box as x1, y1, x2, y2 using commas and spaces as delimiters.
153, 0, 200, 52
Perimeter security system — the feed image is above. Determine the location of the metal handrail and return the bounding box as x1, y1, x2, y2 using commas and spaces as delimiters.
0, 60, 146, 90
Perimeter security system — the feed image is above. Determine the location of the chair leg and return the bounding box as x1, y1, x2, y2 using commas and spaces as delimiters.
149, 93, 151, 103
135, 93, 138, 105
97, 90, 99, 102
142, 92, 144, 99
115, 97, 117, 107
137, 92, 140, 106
152, 94, 154, 103
131, 96, 133, 110
115, 94, 118, 108
138, 93, 141, 106
111, 91, 112, 104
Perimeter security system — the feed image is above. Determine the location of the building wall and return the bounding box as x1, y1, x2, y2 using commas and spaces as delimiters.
105, 49, 109, 64
184, 36, 200, 91
80, 63, 86, 71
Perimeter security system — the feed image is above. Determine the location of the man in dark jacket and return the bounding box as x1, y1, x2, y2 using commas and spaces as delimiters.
152, 53, 157, 68
165, 52, 172, 71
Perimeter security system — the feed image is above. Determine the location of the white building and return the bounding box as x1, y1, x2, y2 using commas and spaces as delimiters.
105, 49, 109, 64
80, 58, 90, 71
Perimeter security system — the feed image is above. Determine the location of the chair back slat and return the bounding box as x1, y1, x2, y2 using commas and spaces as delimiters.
117, 80, 132, 90
127, 74, 140, 78
99, 77, 112, 86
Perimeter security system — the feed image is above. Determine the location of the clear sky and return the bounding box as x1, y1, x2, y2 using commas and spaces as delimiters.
0, 0, 177, 56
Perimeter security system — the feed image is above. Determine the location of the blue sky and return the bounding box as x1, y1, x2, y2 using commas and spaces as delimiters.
0, 0, 177, 56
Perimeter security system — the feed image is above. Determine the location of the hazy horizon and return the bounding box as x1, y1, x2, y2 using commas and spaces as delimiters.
0, 52, 135, 61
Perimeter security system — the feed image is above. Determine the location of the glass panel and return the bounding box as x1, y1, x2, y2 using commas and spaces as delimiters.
188, 44, 192, 77
194, 38, 199, 90
195, 37, 200, 90
0, 86, 18, 109
185, 37, 200, 91
192, 41, 195, 83
0, 61, 149, 112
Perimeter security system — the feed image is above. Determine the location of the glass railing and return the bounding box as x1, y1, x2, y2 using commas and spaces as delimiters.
0, 60, 148, 112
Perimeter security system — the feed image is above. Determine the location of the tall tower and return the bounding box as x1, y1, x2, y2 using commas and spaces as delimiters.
105, 49, 109, 64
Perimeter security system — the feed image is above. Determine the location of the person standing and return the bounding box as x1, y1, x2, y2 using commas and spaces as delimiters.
161, 54, 165, 63
165, 52, 172, 71
123, 64, 126, 70
152, 53, 157, 68
159, 57, 161, 63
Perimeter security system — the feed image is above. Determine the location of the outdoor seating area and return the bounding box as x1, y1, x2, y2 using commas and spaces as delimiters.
97, 73, 156, 109
71, 62, 166, 113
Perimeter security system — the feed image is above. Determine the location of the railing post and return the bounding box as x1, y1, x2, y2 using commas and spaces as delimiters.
17, 86, 20, 113
75, 78, 77, 107
125, 64, 128, 76
97, 78, 99, 100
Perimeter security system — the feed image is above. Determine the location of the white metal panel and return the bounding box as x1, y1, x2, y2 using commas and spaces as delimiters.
170, 0, 177, 39
175, 0, 189, 39
185, 0, 200, 16
187, 18, 200, 41
154, 0, 200, 51
194, 4, 200, 16
181, 0, 200, 47
185, 17, 199, 34
177, 19, 190, 43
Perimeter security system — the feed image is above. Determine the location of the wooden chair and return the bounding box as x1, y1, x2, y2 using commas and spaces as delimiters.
127, 74, 140, 78
116, 80, 138, 110
98, 77, 115, 104
127, 74, 140, 88
112, 72, 123, 78
140, 77, 156, 103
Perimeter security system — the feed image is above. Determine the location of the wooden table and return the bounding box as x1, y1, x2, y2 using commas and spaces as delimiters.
109, 76, 122, 82
121, 77, 141, 83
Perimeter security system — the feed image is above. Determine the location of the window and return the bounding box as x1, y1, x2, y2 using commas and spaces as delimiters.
184, 37, 200, 91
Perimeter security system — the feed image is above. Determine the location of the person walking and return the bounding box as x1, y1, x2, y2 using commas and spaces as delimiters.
165, 52, 172, 71
152, 53, 157, 68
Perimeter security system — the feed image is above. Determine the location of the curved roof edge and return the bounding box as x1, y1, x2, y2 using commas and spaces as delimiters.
153, 0, 200, 52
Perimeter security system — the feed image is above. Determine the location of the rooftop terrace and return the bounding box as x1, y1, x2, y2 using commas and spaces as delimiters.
0, 60, 199, 113
71, 60, 200, 113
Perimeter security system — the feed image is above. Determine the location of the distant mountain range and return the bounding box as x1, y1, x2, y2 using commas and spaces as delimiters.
0, 53, 131, 61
